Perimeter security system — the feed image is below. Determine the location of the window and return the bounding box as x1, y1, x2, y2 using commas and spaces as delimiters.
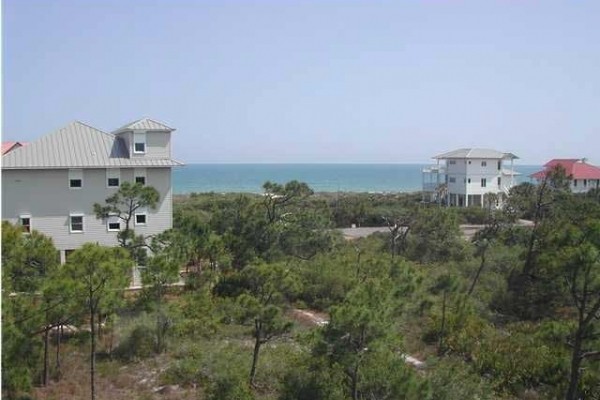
448, 160, 456, 165
497, 177, 501, 186
481, 178, 487, 188
70, 214, 84, 233
19, 215, 31, 233
584, 179, 588, 187
468, 161, 472, 165
467, 178, 471, 184
69, 169, 83, 189
497, 161, 502, 170
449, 177, 456, 183
107, 215, 121, 231
134, 168, 146, 185
481, 161, 487, 167
574, 180, 578, 187
135, 213, 147, 225
107, 169, 120, 188
133, 133, 146, 154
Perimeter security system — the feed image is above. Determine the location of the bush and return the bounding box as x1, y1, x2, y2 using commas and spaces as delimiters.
161, 357, 203, 387
206, 375, 254, 400
428, 357, 493, 400
114, 324, 156, 361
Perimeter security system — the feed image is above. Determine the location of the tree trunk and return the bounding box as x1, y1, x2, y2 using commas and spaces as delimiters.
97, 308, 102, 340
438, 291, 447, 355
55, 324, 62, 380
90, 302, 96, 400
43, 325, 50, 386
351, 362, 360, 400
468, 250, 487, 296
565, 329, 583, 400
249, 328, 261, 386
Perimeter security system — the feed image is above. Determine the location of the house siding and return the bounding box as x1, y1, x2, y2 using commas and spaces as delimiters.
146, 131, 171, 158
2, 167, 173, 251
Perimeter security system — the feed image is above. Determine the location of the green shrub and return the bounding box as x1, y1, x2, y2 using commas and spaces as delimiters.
206, 374, 255, 400
161, 357, 203, 387
114, 324, 156, 361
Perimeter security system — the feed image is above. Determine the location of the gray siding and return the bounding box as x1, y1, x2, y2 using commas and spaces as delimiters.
2, 167, 173, 251
146, 131, 171, 158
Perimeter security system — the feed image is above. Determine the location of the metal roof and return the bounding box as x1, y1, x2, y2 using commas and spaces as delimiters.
2, 121, 183, 169
1, 142, 25, 155
531, 159, 600, 180
433, 148, 519, 160
114, 118, 174, 133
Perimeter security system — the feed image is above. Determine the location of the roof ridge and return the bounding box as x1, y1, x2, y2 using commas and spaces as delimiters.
70, 120, 117, 139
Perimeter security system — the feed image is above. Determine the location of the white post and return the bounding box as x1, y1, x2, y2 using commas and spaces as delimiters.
511, 158, 514, 188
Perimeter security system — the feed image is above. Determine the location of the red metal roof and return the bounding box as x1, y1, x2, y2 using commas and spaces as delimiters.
531, 159, 600, 180
1, 142, 23, 155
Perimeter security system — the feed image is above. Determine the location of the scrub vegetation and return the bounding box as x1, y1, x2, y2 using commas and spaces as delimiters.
2, 168, 600, 400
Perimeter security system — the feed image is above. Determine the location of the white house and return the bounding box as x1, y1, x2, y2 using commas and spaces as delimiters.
422, 148, 519, 207
531, 159, 600, 193
1, 118, 183, 263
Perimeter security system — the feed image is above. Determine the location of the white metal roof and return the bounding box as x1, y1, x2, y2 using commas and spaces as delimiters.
2, 121, 183, 169
114, 118, 175, 133
433, 148, 519, 160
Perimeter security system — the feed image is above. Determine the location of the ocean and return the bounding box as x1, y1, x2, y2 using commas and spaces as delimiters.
172, 164, 541, 195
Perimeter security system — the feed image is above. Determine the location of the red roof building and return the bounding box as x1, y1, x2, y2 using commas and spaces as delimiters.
1, 141, 26, 155
531, 159, 600, 192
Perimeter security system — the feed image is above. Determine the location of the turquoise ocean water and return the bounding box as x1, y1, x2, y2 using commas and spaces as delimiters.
173, 164, 541, 194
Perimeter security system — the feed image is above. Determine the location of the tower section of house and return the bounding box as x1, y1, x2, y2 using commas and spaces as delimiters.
1, 118, 183, 263
422, 148, 519, 207
531, 159, 600, 193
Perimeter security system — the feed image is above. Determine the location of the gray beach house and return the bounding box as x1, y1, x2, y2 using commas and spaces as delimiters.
1, 118, 183, 263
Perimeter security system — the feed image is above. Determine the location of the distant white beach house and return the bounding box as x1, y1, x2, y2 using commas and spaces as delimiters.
1, 118, 183, 263
422, 148, 519, 207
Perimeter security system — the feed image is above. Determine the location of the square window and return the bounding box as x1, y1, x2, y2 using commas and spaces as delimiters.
107, 169, 120, 188
135, 214, 147, 225
133, 132, 146, 154
20, 216, 31, 233
70, 215, 84, 233
135, 176, 146, 185
69, 169, 83, 189
481, 161, 487, 167
449, 177, 456, 183
107, 215, 121, 231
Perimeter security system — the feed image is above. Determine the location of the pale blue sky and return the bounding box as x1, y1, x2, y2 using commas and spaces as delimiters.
3, 0, 599, 164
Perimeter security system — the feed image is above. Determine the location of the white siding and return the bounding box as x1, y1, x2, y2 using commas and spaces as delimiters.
145, 131, 171, 158
2, 167, 173, 251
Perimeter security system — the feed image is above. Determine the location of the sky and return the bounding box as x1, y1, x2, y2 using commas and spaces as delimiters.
2, 0, 599, 164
